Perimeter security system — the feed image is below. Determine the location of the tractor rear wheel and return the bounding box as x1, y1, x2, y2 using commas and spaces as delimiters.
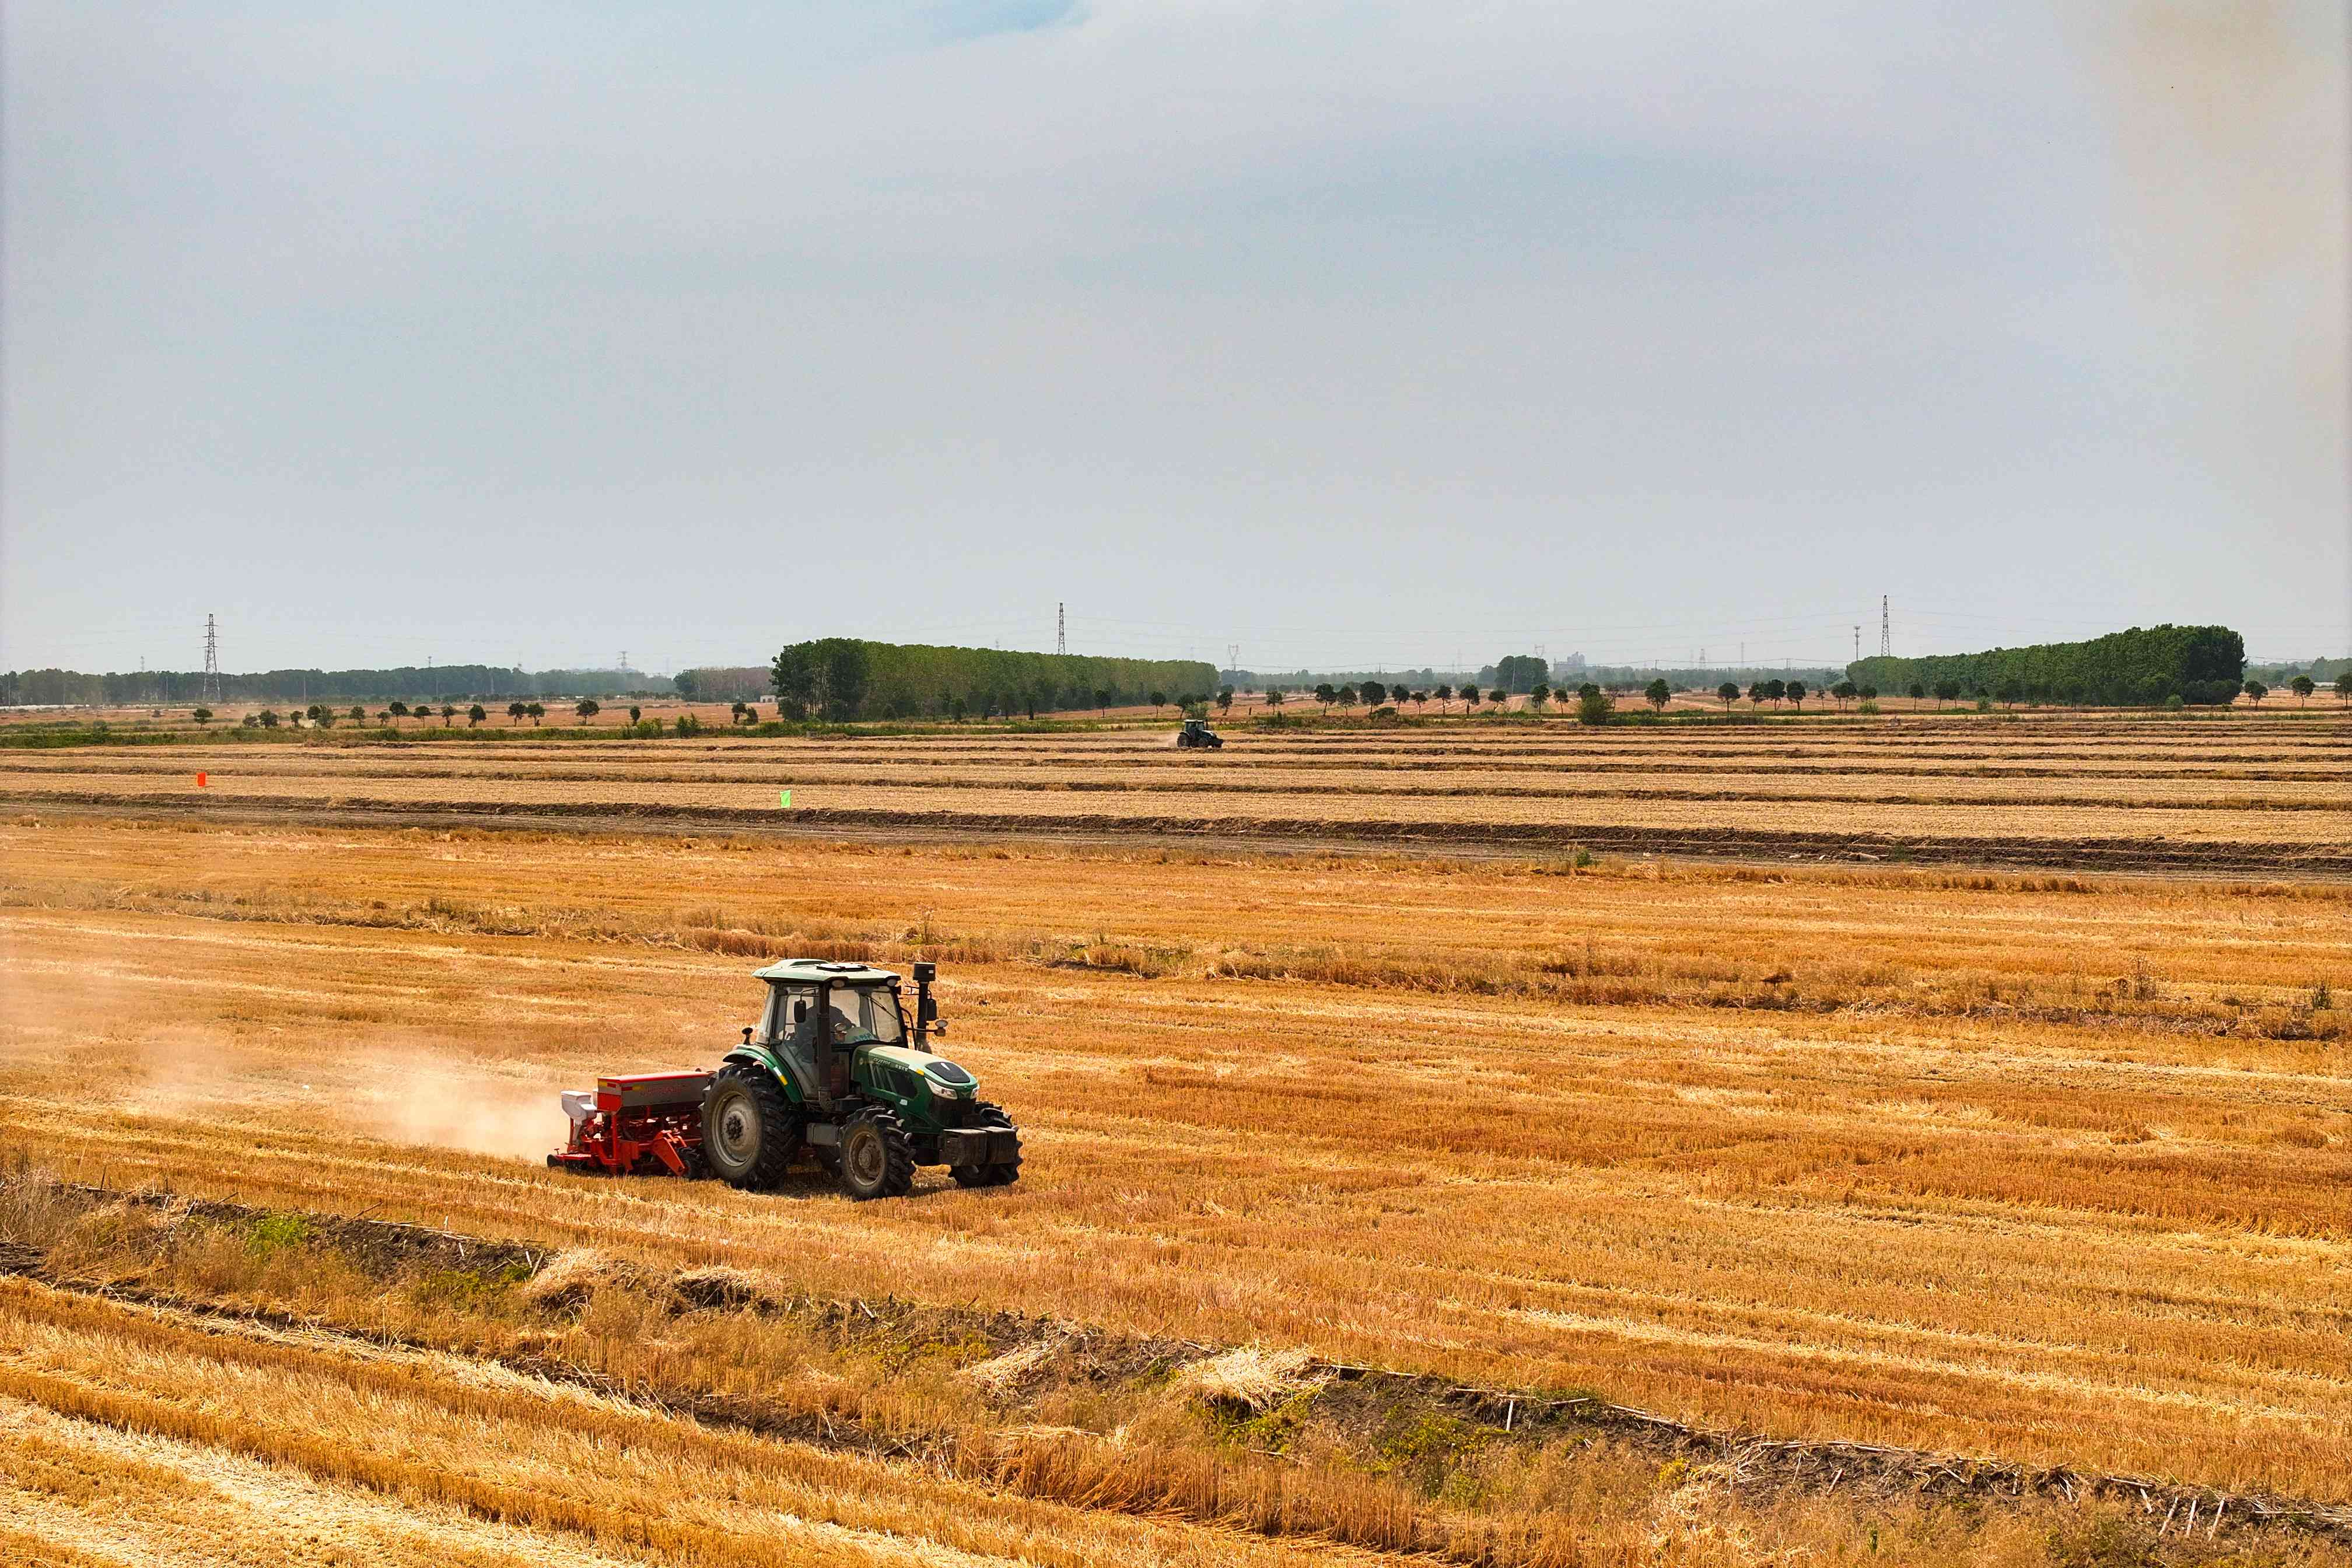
701, 1065, 798, 1191
836, 1107, 915, 1200
950, 1101, 1022, 1189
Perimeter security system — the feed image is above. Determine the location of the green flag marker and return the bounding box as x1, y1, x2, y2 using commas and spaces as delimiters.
779, 789, 791, 808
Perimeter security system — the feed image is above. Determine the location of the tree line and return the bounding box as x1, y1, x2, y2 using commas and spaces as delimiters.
768, 640, 1219, 722
671, 667, 771, 702
1845, 625, 2245, 707
0, 665, 661, 706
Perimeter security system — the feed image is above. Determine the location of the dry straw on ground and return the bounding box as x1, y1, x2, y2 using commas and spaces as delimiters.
1, 709, 2348, 1566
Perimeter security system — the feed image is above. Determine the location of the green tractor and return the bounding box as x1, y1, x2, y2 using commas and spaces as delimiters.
701, 959, 1021, 1199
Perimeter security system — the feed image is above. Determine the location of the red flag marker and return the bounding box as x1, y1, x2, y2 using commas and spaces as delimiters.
196, 772, 208, 787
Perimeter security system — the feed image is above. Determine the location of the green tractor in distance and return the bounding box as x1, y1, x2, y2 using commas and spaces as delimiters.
703, 959, 1021, 1199
1175, 716, 1223, 749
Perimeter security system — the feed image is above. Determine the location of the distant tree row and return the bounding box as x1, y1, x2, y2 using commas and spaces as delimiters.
671, 667, 771, 702
1488, 654, 1549, 694
1846, 626, 2244, 707
0, 665, 660, 706
768, 640, 1218, 722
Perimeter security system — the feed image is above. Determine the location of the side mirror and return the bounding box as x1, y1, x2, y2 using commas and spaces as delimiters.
793, 1002, 808, 1022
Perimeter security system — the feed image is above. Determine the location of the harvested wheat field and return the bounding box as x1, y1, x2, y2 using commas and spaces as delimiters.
4, 779, 2351, 1567
5, 709, 2350, 876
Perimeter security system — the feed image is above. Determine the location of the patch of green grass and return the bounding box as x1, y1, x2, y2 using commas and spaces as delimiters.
1367, 1407, 1493, 1496
246, 1213, 311, 1259
1203, 1388, 1321, 1456
408, 1263, 531, 1312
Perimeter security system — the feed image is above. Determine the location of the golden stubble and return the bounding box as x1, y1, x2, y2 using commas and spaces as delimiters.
2, 810, 2348, 1508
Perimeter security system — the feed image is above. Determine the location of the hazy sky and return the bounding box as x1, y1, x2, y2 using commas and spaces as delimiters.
5, 1, 2346, 675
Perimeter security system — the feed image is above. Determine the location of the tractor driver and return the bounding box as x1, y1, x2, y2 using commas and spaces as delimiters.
832, 985, 906, 1045
775, 988, 818, 1055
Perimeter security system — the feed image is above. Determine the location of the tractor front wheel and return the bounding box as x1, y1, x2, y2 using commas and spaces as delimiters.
950, 1101, 1022, 1189
836, 1107, 916, 1200
702, 1065, 798, 1191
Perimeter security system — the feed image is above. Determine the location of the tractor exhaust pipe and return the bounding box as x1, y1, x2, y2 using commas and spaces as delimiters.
913, 960, 943, 1040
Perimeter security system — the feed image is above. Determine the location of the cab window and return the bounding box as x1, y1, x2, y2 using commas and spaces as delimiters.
830, 984, 904, 1045
765, 984, 819, 1046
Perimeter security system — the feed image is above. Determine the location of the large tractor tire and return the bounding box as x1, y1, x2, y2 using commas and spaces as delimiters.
950, 1101, 1022, 1189
835, 1107, 916, 1200
701, 1064, 799, 1191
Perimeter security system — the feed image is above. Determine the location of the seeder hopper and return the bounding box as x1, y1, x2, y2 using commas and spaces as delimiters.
550, 1072, 713, 1178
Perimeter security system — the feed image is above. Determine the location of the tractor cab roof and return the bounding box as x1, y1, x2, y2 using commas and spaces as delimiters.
752, 958, 901, 986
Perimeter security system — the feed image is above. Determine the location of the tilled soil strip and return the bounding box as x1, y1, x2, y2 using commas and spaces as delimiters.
12, 790, 2352, 878
5, 760, 2347, 806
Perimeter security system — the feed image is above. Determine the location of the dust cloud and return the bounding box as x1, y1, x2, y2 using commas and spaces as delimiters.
372, 1062, 573, 1164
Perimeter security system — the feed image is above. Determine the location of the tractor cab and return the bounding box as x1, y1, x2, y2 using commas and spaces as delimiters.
700, 958, 1019, 1198
752, 962, 918, 1107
